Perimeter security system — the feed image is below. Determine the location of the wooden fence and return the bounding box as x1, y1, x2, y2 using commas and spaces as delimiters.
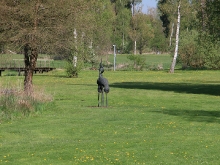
0, 59, 55, 76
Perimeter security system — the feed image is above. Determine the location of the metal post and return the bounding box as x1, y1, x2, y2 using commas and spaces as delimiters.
113, 45, 116, 71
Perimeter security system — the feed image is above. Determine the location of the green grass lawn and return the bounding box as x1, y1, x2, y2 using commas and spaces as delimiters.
107, 54, 172, 70
0, 53, 172, 70
1, 69, 220, 164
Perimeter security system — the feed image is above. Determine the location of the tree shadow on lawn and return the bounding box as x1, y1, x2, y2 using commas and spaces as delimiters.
152, 109, 220, 124
35, 74, 67, 78
111, 82, 220, 96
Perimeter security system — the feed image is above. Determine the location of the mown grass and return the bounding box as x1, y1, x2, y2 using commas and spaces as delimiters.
0, 53, 172, 70
0, 69, 220, 164
106, 54, 172, 70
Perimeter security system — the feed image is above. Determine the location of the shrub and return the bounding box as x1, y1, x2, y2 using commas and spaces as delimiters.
127, 54, 146, 71
179, 30, 220, 69
178, 30, 205, 69
65, 60, 83, 78
198, 36, 220, 69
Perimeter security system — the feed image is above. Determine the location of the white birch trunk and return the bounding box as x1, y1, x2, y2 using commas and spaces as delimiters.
132, 0, 136, 55
134, 40, 137, 55
122, 32, 125, 52
74, 28, 77, 42
169, 22, 174, 47
73, 28, 77, 67
170, 3, 181, 73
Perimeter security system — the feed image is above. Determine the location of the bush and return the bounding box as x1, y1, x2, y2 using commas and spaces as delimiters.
179, 30, 220, 69
178, 30, 205, 69
198, 36, 220, 69
127, 54, 146, 71
65, 60, 83, 78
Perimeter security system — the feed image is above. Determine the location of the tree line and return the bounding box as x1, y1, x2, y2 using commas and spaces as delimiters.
0, 0, 166, 57
158, 0, 220, 71
0, 0, 166, 92
1, 0, 219, 92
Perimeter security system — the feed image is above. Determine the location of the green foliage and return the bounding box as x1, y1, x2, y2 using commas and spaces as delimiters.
158, 0, 220, 70
0, 0, 167, 59
65, 60, 83, 78
198, 35, 220, 69
130, 13, 155, 54
178, 30, 204, 68
158, 0, 197, 38
112, 0, 132, 53
88, 0, 115, 56
127, 54, 146, 70
203, 0, 220, 41
195, 0, 220, 69
177, 30, 220, 70
150, 17, 167, 52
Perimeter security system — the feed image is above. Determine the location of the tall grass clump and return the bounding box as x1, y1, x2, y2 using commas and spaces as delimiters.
0, 84, 53, 121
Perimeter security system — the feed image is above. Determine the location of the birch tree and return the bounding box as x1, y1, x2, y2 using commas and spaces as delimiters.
112, 0, 131, 53
131, 0, 142, 55
170, 1, 181, 73
130, 13, 154, 54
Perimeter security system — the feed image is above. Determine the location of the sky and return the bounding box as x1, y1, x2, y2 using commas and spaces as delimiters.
141, 0, 157, 13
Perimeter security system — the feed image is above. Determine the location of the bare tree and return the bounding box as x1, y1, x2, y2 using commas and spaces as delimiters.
0, 0, 70, 94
